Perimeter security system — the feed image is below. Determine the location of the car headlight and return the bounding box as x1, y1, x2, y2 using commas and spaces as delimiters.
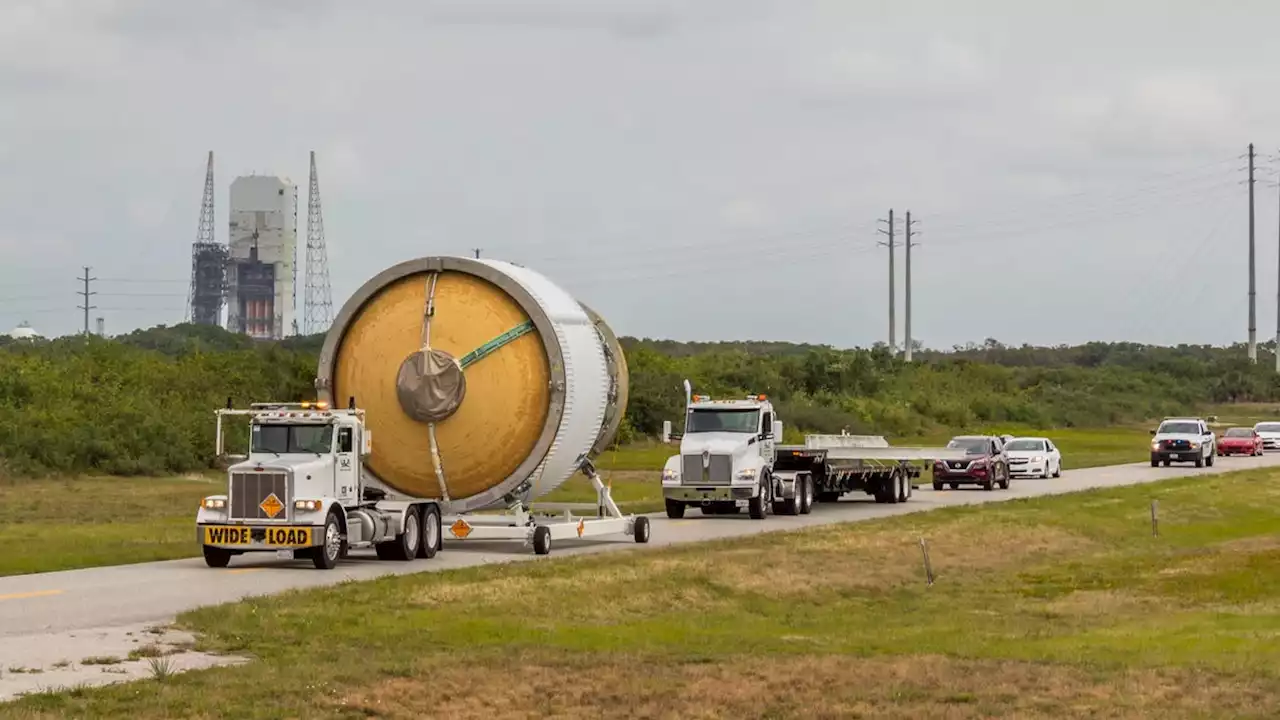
1032, 456, 1044, 463
1151, 442, 1160, 450
201, 497, 226, 510
1189, 441, 1200, 449
736, 468, 758, 481
294, 499, 322, 512
661, 469, 678, 482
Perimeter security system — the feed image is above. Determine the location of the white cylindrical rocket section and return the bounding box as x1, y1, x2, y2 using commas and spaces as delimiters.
316, 256, 625, 513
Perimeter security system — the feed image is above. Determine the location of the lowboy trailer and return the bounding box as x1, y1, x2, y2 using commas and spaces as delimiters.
774, 434, 968, 505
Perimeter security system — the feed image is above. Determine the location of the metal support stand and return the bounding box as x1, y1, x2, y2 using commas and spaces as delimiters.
440, 458, 651, 555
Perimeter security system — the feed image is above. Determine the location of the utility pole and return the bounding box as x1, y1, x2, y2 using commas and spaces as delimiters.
904, 212, 920, 362
1248, 143, 1257, 362
1275, 150, 1280, 373
77, 266, 97, 336
877, 210, 897, 354
472, 248, 482, 259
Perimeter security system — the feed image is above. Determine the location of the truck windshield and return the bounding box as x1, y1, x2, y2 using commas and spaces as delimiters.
252, 423, 334, 454
1158, 422, 1200, 435
686, 408, 759, 433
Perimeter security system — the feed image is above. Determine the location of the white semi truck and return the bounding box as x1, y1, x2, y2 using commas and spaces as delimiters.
197, 255, 650, 568
661, 382, 967, 518
197, 399, 443, 569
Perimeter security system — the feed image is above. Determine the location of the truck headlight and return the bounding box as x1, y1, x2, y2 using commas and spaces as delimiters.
201, 497, 226, 510
661, 469, 678, 482
1151, 442, 1160, 451
1189, 441, 1200, 449
736, 468, 757, 481
294, 499, 322, 512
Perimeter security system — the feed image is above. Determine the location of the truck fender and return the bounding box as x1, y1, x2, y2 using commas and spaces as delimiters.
661, 455, 681, 484
195, 494, 230, 525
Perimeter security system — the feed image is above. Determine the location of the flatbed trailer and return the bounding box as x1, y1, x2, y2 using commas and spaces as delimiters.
774, 434, 968, 505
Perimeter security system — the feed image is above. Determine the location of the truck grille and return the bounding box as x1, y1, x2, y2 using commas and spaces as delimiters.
229, 470, 291, 521
681, 453, 733, 485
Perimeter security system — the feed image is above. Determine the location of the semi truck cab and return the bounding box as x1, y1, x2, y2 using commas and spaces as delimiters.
660, 392, 781, 519
196, 400, 441, 570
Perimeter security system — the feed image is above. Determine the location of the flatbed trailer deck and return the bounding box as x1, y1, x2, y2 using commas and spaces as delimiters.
774, 435, 968, 505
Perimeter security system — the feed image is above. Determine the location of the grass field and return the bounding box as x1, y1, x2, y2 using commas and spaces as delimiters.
2, 410, 1269, 578
7, 467, 1280, 717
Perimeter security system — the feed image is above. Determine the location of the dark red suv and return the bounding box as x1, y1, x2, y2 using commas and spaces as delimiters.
932, 435, 1011, 491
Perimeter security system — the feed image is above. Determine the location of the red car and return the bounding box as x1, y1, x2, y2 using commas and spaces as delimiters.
1217, 427, 1264, 456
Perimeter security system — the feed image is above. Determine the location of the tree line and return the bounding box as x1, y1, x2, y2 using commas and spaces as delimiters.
2, 325, 1278, 477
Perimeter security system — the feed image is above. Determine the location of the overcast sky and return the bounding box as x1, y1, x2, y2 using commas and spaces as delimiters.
1, 0, 1277, 349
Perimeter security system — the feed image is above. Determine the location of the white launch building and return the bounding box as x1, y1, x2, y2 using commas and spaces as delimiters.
224, 175, 297, 339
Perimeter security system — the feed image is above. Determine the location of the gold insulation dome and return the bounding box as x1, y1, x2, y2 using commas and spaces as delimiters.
328, 268, 553, 501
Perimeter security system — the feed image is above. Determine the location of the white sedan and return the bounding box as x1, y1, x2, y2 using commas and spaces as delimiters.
1003, 437, 1062, 478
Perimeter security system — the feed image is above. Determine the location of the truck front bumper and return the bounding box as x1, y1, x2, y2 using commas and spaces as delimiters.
663, 484, 758, 503
1151, 449, 1200, 463
197, 523, 325, 551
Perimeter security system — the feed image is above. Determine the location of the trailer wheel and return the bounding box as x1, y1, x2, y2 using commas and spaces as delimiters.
202, 545, 232, 568
665, 499, 686, 519
533, 525, 552, 555
416, 504, 441, 559
376, 506, 420, 561
633, 516, 651, 543
312, 511, 343, 570
897, 470, 909, 503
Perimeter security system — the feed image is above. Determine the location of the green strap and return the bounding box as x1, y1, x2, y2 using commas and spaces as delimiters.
459, 321, 535, 369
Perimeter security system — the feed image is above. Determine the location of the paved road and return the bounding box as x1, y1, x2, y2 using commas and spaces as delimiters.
1, 453, 1277, 699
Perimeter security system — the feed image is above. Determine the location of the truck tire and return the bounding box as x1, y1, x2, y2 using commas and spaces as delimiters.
799, 476, 814, 514
748, 478, 770, 519
1151, 455, 1159, 467
1205, 450, 1214, 467
376, 506, 420, 561
533, 525, 552, 555
1194, 453, 1204, 468
416, 504, 441, 559
312, 511, 343, 570
665, 499, 686, 519
202, 545, 232, 568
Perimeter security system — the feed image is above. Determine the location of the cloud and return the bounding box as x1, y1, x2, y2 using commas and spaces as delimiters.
418, 1, 680, 39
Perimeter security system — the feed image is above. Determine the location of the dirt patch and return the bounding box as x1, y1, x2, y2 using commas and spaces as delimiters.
335, 652, 1280, 719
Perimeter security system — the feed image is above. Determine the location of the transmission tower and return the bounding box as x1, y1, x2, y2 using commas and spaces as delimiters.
303, 150, 335, 335
187, 151, 227, 326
